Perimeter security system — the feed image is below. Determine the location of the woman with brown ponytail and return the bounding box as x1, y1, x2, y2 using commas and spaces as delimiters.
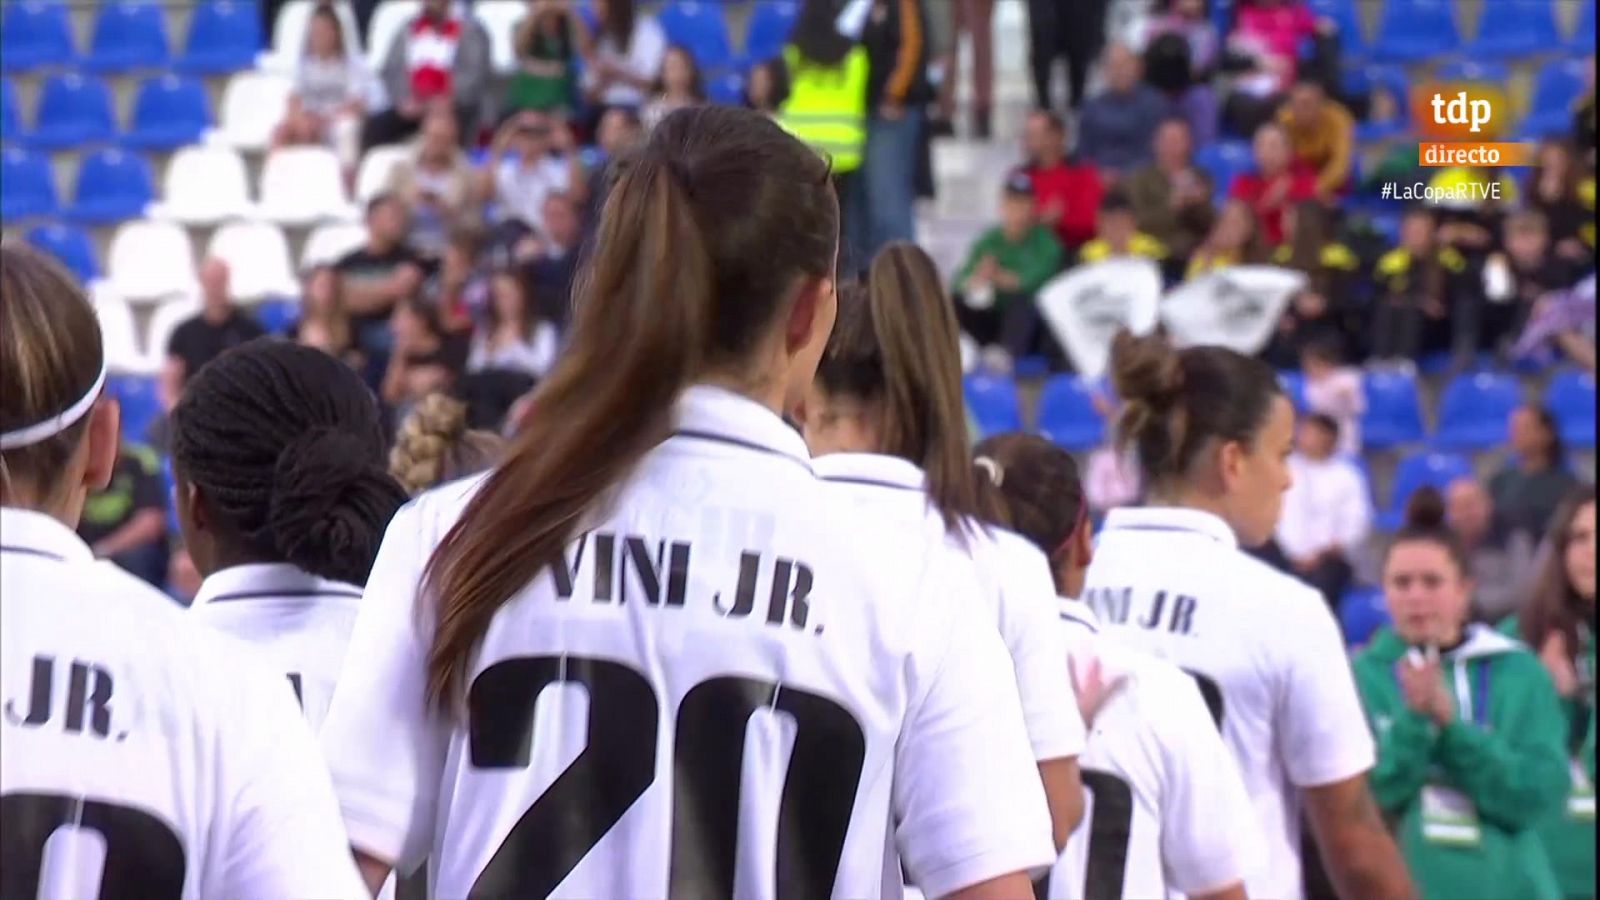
318, 106, 1054, 900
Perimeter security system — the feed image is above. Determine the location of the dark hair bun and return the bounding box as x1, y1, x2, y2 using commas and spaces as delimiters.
1110, 329, 1183, 410
1403, 485, 1448, 531
269, 428, 409, 585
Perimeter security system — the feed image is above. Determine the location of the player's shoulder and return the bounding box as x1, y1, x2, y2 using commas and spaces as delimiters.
1230, 549, 1329, 621
394, 471, 490, 542
981, 524, 1049, 570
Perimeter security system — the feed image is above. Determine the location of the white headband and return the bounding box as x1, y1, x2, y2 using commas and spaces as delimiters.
0, 363, 107, 451
975, 456, 1005, 488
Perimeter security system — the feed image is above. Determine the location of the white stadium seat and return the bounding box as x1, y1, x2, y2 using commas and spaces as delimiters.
93, 284, 148, 375
207, 221, 300, 303
206, 71, 294, 152
259, 0, 362, 73
476, 1, 526, 74
256, 146, 359, 226
354, 144, 411, 203
105, 220, 199, 305
144, 296, 202, 373
300, 221, 368, 270
366, 1, 422, 72
147, 145, 255, 225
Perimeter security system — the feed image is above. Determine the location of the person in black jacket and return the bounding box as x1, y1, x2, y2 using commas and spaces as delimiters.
1025, 0, 1110, 112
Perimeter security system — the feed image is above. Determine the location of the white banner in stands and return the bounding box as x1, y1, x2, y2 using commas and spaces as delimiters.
1161, 266, 1306, 356
1037, 258, 1163, 379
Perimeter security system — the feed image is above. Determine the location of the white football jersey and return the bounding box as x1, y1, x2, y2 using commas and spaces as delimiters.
320, 385, 1055, 899
0, 507, 365, 900
1050, 598, 1262, 900
1083, 507, 1375, 900
190, 563, 363, 730
813, 452, 1085, 763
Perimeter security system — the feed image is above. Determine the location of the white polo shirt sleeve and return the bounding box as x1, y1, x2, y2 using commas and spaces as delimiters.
1274, 584, 1376, 788
894, 548, 1056, 898
989, 534, 1085, 762
320, 501, 448, 873
217, 643, 368, 899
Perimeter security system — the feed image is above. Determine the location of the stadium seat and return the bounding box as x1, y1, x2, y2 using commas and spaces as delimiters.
964, 372, 1024, 437
66, 147, 155, 224
0, 148, 57, 221
147, 145, 254, 225
205, 71, 294, 152
177, 0, 263, 74
1, 1, 77, 73
300, 221, 368, 270
108, 372, 164, 446
1572, 0, 1596, 52
1361, 368, 1427, 450
255, 298, 300, 335
92, 284, 146, 374
1037, 375, 1105, 452
1545, 369, 1597, 449
1277, 370, 1308, 413
706, 71, 745, 106
1, 80, 23, 144
256, 145, 359, 225
28, 73, 116, 150
207, 220, 299, 303
1434, 60, 1510, 86
741, 0, 797, 65
1349, 65, 1410, 142
123, 74, 211, 151
354, 144, 411, 202
259, 0, 361, 73
1338, 586, 1391, 647
1434, 371, 1522, 451
105, 219, 199, 304
85, 2, 171, 73
1469, 0, 1562, 59
1307, 0, 1366, 60
476, 0, 526, 74
366, 1, 422, 71
1523, 58, 1587, 140
1194, 140, 1252, 201
1379, 450, 1473, 530
1371, 0, 1460, 63
26, 221, 99, 282
657, 2, 735, 73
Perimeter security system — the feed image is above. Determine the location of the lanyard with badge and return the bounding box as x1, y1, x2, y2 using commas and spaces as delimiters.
1415, 649, 1492, 847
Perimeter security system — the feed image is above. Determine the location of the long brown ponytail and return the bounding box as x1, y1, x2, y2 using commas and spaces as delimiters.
422, 106, 837, 711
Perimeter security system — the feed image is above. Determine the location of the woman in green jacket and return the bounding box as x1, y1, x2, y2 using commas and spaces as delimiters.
1354, 487, 1571, 900
1502, 485, 1597, 900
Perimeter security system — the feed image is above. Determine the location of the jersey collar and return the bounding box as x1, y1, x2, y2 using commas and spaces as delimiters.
671, 384, 813, 472
812, 452, 926, 492
193, 562, 363, 607
1102, 506, 1239, 550
0, 507, 94, 564
1058, 595, 1102, 634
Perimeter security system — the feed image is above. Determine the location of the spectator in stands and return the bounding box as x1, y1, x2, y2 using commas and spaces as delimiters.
77, 443, 168, 587
1300, 336, 1363, 456
583, 106, 644, 231
1126, 118, 1215, 267
1222, 0, 1326, 136
1491, 405, 1581, 543
274, 4, 370, 175
1139, 0, 1219, 146
382, 295, 470, 422
364, 0, 491, 151
290, 265, 363, 372
1277, 76, 1352, 200
428, 225, 489, 332
161, 258, 265, 411
953, 172, 1065, 357
940, 0, 995, 137
1076, 43, 1168, 177
1076, 190, 1167, 264
1185, 197, 1265, 278
1444, 477, 1538, 623
1276, 412, 1369, 609
387, 105, 481, 260
469, 266, 560, 380
389, 392, 505, 496
335, 193, 427, 382
1481, 211, 1579, 360
482, 111, 586, 237
1370, 206, 1472, 364
1228, 121, 1316, 246
582, 0, 668, 110
850, 0, 933, 267
641, 46, 705, 131
1529, 139, 1596, 265
1504, 486, 1596, 900
506, 0, 589, 116
1271, 200, 1361, 354
1515, 274, 1596, 373
1024, 0, 1109, 112
1018, 113, 1104, 256
743, 59, 786, 115
522, 192, 582, 331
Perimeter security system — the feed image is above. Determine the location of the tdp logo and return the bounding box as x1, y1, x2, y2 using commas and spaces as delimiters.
1431, 90, 1492, 134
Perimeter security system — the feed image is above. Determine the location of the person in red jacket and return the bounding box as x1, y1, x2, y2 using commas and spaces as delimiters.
1018, 110, 1104, 252
1227, 121, 1316, 245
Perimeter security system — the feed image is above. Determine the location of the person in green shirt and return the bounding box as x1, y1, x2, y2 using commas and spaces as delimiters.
1502, 485, 1597, 900
504, 0, 589, 116
1354, 487, 1570, 900
953, 171, 1064, 367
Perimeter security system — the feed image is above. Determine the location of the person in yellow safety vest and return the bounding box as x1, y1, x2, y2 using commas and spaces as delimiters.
777, 0, 870, 175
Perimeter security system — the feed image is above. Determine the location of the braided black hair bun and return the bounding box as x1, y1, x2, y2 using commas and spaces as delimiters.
270, 428, 409, 585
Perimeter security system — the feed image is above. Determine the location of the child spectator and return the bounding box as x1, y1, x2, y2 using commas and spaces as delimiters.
1277, 76, 1353, 200
1126, 118, 1216, 266
505, 0, 588, 116
1277, 413, 1370, 609
582, 0, 668, 108
954, 172, 1065, 355
1370, 206, 1474, 364
364, 0, 491, 150
641, 46, 705, 130
274, 5, 369, 174
1077, 43, 1170, 177
468, 267, 559, 380
1264, 201, 1362, 363
1077, 190, 1167, 264
1300, 337, 1363, 456
1186, 197, 1265, 279
386, 105, 481, 260
1228, 121, 1317, 245
1018, 110, 1104, 252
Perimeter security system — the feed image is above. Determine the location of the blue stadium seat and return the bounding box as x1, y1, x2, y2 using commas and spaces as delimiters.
28, 73, 116, 150
1379, 450, 1473, 530
123, 74, 211, 150
1037, 375, 1105, 452
1523, 58, 1587, 140
26, 222, 100, 281
1347, 65, 1410, 141
1013, 355, 1051, 379
1469, 0, 1562, 59
1434, 60, 1510, 86
1434, 371, 1522, 451
85, 2, 171, 73
1194, 140, 1252, 201
706, 70, 745, 105
1, 80, 21, 144
1339, 586, 1391, 647
110, 374, 161, 447
1, 2, 77, 72
657, 2, 735, 73
1371, 0, 1460, 63
1278, 369, 1308, 413
964, 372, 1024, 437
1545, 369, 1597, 449
1307, 0, 1366, 60
1361, 369, 1426, 450
177, 0, 263, 74
160, 455, 181, 541
67, 147, 156, 224
1572, 0, 1596, 52
254, 299, 300, 335
0, 148, 58, 221
742, 0, 797, 65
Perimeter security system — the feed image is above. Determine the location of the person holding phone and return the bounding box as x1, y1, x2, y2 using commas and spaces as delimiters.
480, 110, 588, 237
